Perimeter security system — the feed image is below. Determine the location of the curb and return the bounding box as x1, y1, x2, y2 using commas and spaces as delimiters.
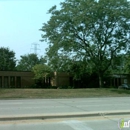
0, 111, 130, 121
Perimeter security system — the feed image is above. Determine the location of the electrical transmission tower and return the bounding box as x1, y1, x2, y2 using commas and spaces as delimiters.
30, 43, 40, 55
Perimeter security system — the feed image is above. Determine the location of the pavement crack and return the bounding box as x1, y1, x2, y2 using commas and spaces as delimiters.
55, 101, 88, 112
99, 112, 118, 123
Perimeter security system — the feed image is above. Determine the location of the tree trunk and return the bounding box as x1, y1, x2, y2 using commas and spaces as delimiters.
99, 74, 103, 88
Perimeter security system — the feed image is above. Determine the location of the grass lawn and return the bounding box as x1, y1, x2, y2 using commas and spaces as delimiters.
0, 88, 130, 99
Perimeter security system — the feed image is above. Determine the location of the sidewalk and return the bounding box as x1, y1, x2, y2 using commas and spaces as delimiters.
0, 97, 130, 121
0, 110, 130, 121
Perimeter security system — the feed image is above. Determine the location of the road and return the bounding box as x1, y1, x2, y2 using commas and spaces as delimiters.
0, 97, 130, 117
0, 115, 130, 130
0, 97, 130, 130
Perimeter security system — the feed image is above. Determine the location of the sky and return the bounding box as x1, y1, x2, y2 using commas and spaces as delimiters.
0, 0, 64, 60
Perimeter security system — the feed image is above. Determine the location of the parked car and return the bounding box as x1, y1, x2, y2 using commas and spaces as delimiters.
118, 84, 130, 89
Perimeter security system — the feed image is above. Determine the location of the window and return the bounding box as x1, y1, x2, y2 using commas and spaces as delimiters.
4, 76, 9, 88
10, 76, 15, 88
16, 76, 21, 88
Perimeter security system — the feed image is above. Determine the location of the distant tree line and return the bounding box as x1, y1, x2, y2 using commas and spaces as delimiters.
0, 47, 46, 70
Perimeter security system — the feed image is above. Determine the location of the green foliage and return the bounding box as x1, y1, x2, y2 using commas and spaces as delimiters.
46, 53, 71, 72
32, 64, 52, 80
123, 54, 130, 73
16, 53, 46, 71
40, 0, 130, 87
0, 47, 16, 70
108, 54, 130, 75
110, 54, 126, 74
46, 52, 92, 80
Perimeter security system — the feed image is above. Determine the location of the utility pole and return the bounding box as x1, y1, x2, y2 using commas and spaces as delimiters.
30, 43, 40, 55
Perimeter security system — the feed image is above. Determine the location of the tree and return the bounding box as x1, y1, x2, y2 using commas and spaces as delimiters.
47, 52, 92, 80
32, 64, 52, 87
123, 54, 130, 73
16, 53, 46, 71
32, 64, 52, 79
40, 0, 130, 87
110, 54, 126, 74
0, 47, 16, 70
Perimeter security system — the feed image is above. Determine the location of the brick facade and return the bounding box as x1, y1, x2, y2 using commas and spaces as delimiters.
0, 71, 129, 88
0, 71, 34, 88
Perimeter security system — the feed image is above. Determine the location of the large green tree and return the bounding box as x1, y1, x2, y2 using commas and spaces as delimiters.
16, 53, 46, 71
40, 0, 130, 87
0, 47, 16, 70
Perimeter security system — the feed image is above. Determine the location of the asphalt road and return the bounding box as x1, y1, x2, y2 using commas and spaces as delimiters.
0, 115, 130, 130
0, 97, 130, 130
0, 97, 130, 117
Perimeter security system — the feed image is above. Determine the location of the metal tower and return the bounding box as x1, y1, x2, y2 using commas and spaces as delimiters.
30, 43, 40, 55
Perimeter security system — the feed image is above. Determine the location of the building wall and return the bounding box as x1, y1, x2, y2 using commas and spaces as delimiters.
51, 72, 70, 87
105, 74, 130, 87
1, 71, 129, 88
0, 71, 34, 88
51, 73, 130, 88
0, 71, 70, 88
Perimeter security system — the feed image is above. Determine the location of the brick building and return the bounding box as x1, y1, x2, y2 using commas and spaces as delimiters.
0, 71, 34, 88
0, 71, 130, 88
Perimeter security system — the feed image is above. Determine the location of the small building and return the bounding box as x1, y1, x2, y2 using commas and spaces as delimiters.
51, 73, 130, 88
0, 71, 34, 88
0, 71, 130, 88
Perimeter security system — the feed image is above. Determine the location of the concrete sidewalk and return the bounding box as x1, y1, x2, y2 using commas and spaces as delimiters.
0, 97, 130, 121
0, 110, 130, 121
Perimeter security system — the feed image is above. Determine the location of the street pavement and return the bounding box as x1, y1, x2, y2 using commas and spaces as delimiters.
0, 115, 130, 130
0, 97, 130, 130
0, 97, 130, 119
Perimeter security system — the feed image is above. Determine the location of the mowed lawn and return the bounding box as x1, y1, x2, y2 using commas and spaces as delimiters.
0, 88, 130, 99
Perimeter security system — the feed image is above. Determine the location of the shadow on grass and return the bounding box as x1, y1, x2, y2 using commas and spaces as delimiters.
110, 89, 130, 94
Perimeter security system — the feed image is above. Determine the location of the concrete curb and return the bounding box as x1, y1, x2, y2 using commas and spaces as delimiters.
0, 111, 130, 121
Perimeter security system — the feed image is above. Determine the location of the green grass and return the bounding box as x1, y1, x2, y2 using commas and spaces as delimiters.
0, 88, 130, 99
